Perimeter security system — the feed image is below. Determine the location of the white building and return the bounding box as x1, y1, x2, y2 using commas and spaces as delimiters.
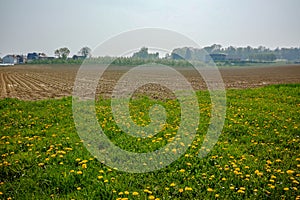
2, 55, 16, 64
2, 55, 25, 65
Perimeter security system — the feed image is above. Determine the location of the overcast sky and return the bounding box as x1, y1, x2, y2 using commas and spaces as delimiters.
0, 0, 299, 56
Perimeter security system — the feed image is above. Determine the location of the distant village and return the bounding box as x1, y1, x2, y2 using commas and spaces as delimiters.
0, 52, 86, 65
0, 46, 90, 65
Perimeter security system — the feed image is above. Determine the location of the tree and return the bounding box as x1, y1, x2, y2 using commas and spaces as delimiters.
54, 47, 70, 59
54, 49, 60, 58
204, 44, 222, 54
132, 47, 159, 59
132, 47, 148, 59
79, 47, 92, 58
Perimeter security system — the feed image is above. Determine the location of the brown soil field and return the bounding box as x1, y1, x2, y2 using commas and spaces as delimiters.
0, 64, 299, 100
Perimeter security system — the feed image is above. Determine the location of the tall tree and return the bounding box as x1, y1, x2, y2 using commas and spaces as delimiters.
54, 49, 60, 58
79, 47, 92, 58
54, 47, 70, 59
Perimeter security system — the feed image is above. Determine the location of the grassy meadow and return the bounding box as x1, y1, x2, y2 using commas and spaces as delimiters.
0, 84, 299, 199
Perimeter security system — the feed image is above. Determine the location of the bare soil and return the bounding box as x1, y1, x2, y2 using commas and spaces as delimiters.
0, 64, 299, 100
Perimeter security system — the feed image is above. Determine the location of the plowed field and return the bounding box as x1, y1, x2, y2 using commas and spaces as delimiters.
0, 64, 299, 100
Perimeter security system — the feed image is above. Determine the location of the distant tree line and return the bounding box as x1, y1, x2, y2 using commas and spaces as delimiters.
27, 45, 300, 66
171, 44, 300, 61
53, 47, 91, 59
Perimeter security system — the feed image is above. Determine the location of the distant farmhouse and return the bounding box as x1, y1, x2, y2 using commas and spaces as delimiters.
27, 52, 39, 61
205, 53, 226, 62
27, 52, 54, 62
72, 55, 86, 60
205, 53, 241, 63
226, 54, 241, 61
1, 52, 54, 65
2, 55, 25, 65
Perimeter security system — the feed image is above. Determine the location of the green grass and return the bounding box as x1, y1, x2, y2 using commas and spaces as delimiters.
0, 84, 299, 199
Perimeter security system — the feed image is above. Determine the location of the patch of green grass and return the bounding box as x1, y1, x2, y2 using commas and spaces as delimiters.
0, 84, 299, 199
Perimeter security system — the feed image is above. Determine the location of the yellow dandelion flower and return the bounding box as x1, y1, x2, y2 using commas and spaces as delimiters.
119, 192, 124, 195
97, 176, 103, 179
255, 170, 263, 176
185, 187, 192, 191
229, 186, 235, 190
292, 180, 299, 184
77, 171, 82, 175
38, 163, 44, 167
170, 183, 176, 187
237, 189, 245, 193
124, 191, 129, 195
179, 169, 185, 173
0, 192, 3, 195
283, 187, 289, 191
82, 164, 87, 169
215, 194, 219, 198
148, 196, 155, 200
132, 192, 139, 196
178, 188, 184, 193
207, 188, 214, 192
70, 170, 75, 173
253, 189, 258, 192
104, 179, 108, 183
165, 187, 169, 191
222, 178, 227, 181
286, 170, 294, 174
77, 187, 81, 190
144, 189, 152, 194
